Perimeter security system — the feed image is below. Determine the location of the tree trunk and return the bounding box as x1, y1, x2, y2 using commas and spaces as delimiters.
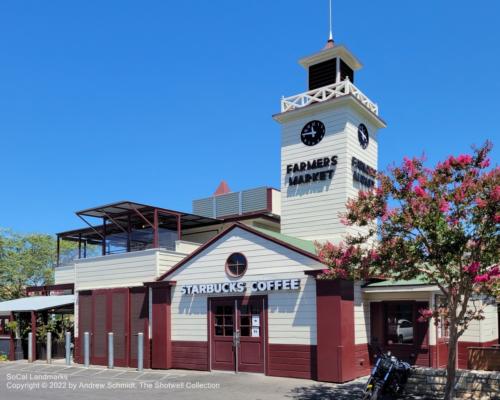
444, 326, 459, 399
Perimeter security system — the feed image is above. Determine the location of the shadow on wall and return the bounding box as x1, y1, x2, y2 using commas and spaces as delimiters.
285, 169, 335, 198
177, 289, 205, 315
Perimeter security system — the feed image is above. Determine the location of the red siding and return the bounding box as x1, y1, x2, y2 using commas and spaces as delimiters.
430, 341, 448, 368
458, 339, 498, 369
316, 279, 356, 383
268, 344, 317, 379
354, 343, 371, 377
171, 341, 209, 371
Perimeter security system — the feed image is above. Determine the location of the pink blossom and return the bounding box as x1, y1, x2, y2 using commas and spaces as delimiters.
464, 261, 480, 276
456, 154, 473, 166
454, 189, 465, 202
495, 214, 500, 224
368, 249, 379, 261
417, 176, 427, 186
488, 266, 500, 278
438, 198, 450, 213
475, 198, 487, 208
418, 308, 434, 322
479, 158, 490, 168
414, 186, 427, 197
474, 274, 489, 283
492, 186, 500, 202
403, 157, 417, 177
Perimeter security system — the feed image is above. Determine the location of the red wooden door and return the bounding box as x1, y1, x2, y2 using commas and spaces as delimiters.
78, 291, 93, 364
236, 297, 265, 373
130, 287, 150, 368
111, 289, 129, 367
92, 291, 108, 365
211, 299, 235, 371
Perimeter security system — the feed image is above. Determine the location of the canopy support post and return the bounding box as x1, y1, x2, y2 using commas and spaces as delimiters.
31, 311, 37, 362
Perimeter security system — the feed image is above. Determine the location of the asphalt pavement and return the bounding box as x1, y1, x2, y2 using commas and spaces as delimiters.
0, 360, 434, 400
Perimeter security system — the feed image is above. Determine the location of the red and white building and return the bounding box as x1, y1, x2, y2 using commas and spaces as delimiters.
43, 34, 500, 380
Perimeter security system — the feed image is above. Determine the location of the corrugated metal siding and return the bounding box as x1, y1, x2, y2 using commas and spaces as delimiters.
192, 198, 214, 218
193, 187, 274, 219
242, 187, 268, 214
215, 192, 240, 217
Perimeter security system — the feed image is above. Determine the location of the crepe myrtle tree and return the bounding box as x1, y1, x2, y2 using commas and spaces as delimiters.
317, 142, 499, 400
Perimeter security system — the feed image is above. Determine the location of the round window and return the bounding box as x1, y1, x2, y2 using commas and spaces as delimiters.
225, 253, 247, 277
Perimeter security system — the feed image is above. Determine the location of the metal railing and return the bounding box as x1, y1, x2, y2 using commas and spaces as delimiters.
280, 78, 379, 115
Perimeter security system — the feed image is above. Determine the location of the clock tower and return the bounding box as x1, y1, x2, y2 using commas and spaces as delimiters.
273, 38, 386, 244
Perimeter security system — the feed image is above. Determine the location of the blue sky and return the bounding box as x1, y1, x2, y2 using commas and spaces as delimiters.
0, 0, 499, 234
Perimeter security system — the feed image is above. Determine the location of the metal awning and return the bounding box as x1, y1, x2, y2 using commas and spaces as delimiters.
0, 295, 75, 315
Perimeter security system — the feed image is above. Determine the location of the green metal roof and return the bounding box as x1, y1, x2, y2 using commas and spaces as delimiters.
252, 227, 318, 256
365, 277, 428, 287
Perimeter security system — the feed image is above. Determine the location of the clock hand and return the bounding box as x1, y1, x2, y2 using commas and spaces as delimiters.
302, 128, 317, 137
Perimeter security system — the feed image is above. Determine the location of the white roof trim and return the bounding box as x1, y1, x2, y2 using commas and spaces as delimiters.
362, 285, 440, 294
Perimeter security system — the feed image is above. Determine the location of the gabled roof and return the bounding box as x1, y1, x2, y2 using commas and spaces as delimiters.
157, 222, 321, 281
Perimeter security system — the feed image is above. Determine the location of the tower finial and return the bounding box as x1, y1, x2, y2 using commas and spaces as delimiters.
324, 0, 334, 49
328, 0, 333, 42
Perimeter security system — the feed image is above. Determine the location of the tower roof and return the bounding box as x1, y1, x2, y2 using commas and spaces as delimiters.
214, 180, 231, 196
298, 44, 362, 71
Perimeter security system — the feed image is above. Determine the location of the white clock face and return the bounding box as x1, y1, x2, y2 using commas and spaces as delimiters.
301, 120, 325, 146
358, 123, 369, 149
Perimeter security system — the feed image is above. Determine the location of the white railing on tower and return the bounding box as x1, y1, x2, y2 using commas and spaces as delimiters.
280, 78, 379, 115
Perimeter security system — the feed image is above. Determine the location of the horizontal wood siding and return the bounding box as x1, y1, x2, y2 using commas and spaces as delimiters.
268, 277, 316, 345
280, 105, 380, 243
168, 227, 320, 344
171, 341, 208, 371
354, 283, 370, 344
158, 250, 187, 277
268, 344, 317, 379
74, 250, 157, 291
54, 264, 74, 285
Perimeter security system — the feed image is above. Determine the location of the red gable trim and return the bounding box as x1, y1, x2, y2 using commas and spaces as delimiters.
156, 222, 321, 281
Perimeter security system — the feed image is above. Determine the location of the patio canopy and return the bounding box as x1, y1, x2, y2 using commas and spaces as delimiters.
0, 295, 75, 315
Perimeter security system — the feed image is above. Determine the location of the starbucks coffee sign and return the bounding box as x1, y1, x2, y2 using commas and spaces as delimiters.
180, 278, 300, 295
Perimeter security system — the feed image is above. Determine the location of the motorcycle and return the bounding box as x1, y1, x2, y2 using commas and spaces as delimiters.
362, 349, 412, 400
